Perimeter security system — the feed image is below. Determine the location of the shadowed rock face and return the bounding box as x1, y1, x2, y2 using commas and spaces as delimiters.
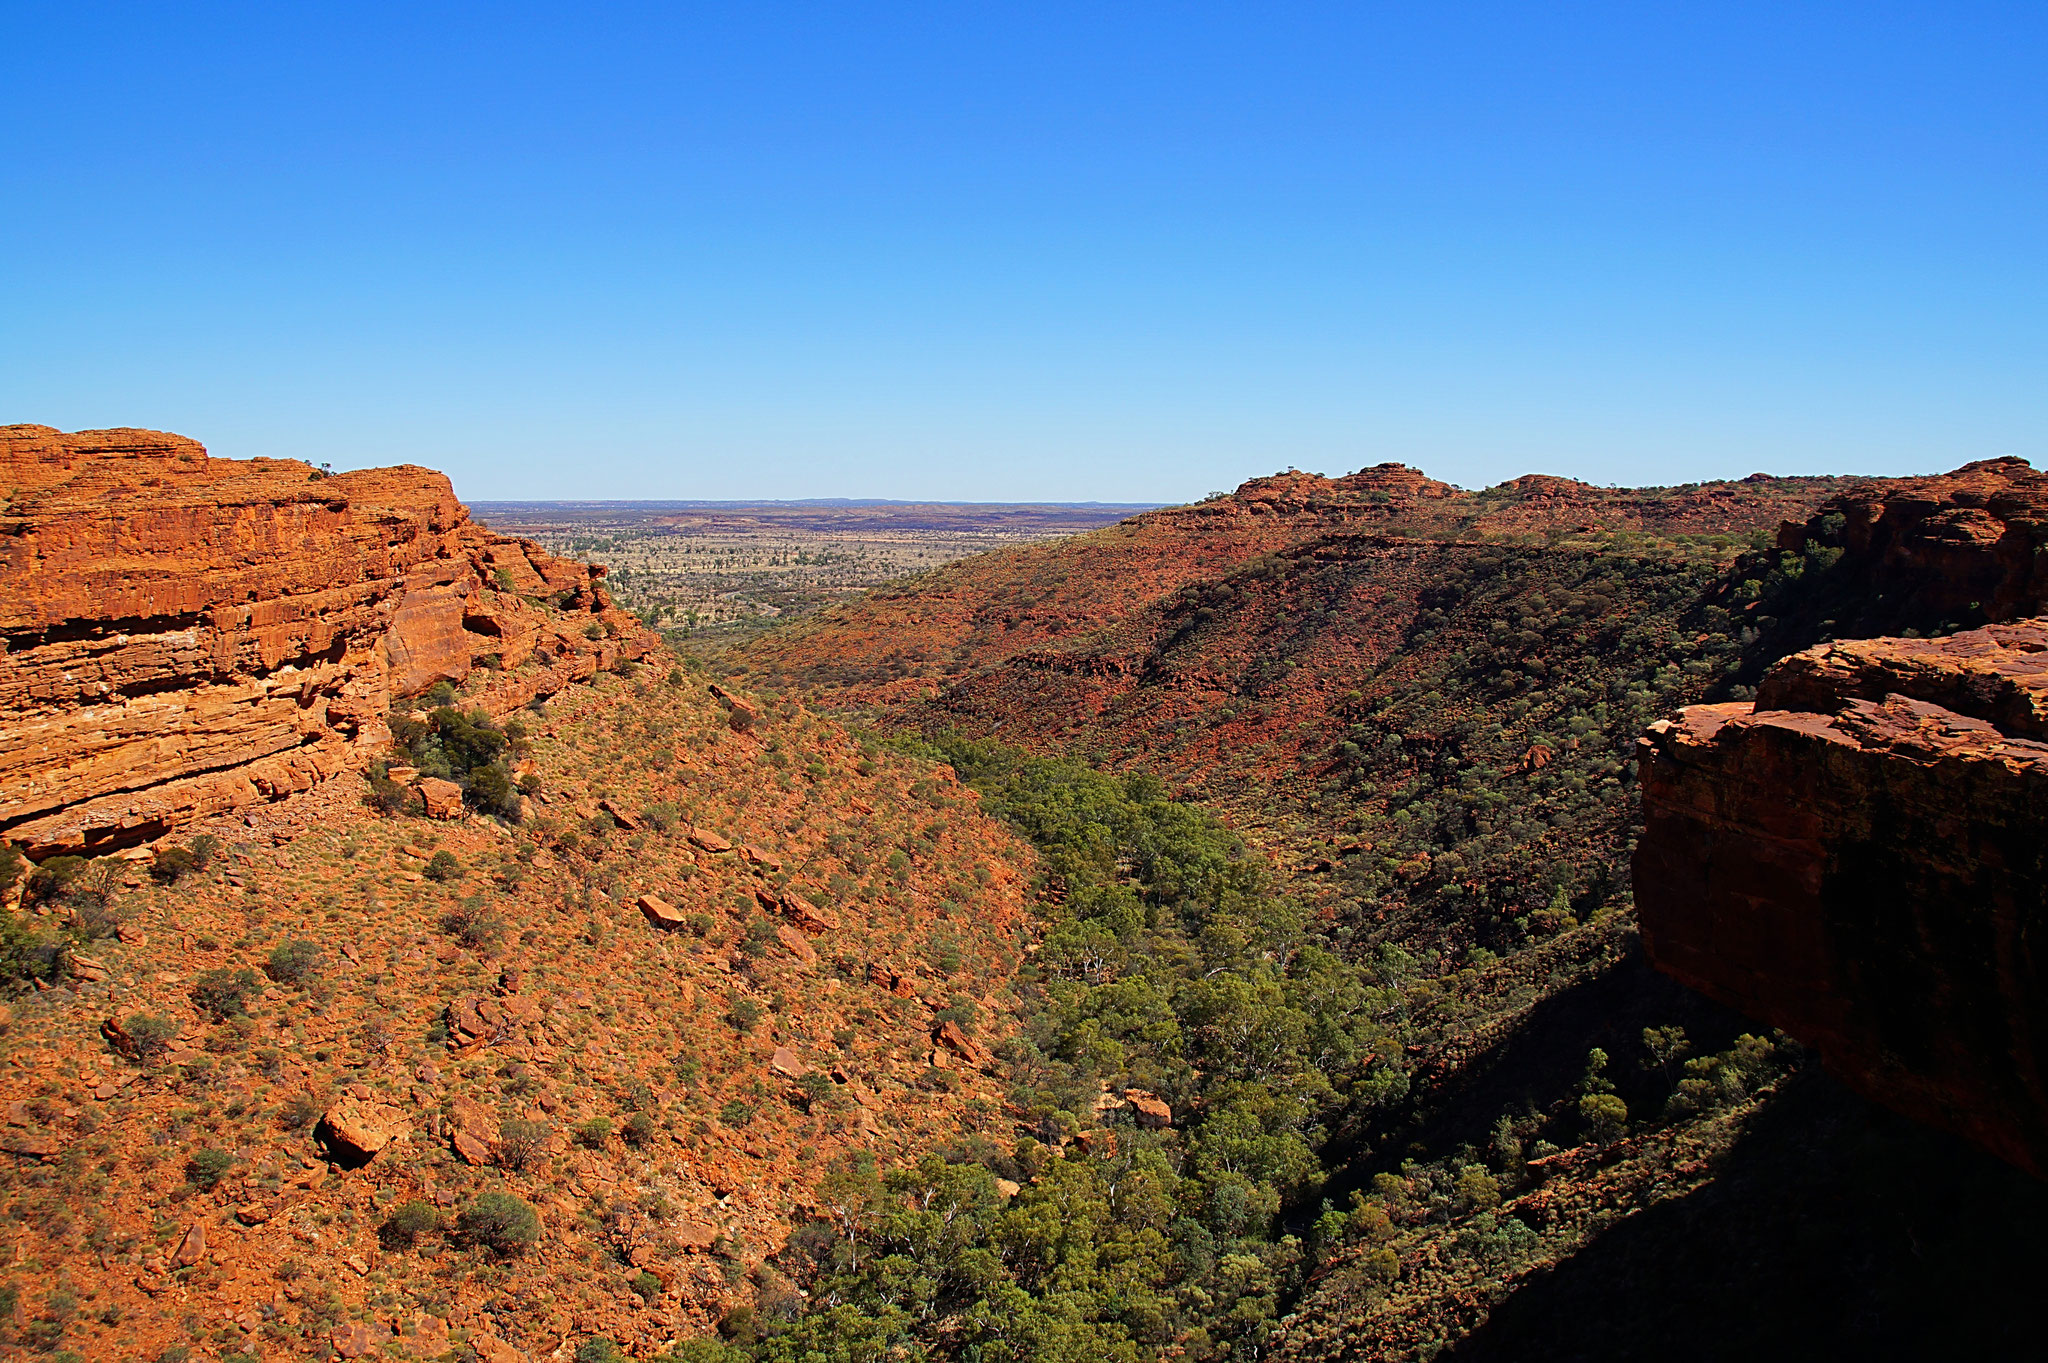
0, 425, 654, 855
1636, 621, 2048, 1177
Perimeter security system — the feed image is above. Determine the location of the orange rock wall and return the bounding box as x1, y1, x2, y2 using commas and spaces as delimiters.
0, 425, 654, 855
1635, 623, 2048, 1177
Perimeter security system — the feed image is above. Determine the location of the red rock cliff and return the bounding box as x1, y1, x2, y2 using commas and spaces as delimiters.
1635, 622, 2048, 1176
0, 425, 655, 855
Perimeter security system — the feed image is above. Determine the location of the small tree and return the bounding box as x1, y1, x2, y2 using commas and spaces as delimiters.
494, 1119, 549, 1171
191, 967, 261, 1019
459, 1192, 540, 1255
119, 1014, 180, 1063
265, 940, 321, 985
1454, 1164, 1502, 1211
795, 1072, 835, 1114
379, 1200, 442, 1250
1579, 1092, 1628, 1142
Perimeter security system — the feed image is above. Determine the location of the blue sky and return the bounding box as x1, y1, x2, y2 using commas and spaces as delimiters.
3, 3, 2042, 501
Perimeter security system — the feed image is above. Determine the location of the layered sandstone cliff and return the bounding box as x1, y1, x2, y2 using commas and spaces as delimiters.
0, 425, 654, 855
1635, 622, 2048, 1176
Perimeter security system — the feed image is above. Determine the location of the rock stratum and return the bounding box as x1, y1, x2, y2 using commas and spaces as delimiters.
1637, 460, 2048, 1177
0, 425, 654, 856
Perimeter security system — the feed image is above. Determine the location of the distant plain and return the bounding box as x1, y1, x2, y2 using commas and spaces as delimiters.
472, 500, 1158, 649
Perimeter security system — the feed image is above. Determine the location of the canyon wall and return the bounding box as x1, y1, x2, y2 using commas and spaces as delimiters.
1636, 459, 2048, 1177
0, 425, 654, 856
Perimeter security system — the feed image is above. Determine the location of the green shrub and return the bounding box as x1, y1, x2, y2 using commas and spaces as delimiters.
265, 939, 321, 984
573, 1117, 613, 1149
423, 851, 463, 883
718, 1100, 756, 1128
725, 995, 761, 1032
23, 856, 86, 905
119, 1013, 180, 1062
622, 1111, 660, 1147
148, 845, 196, 885
187, 1148, 235, 1190
379, 1200, 442, 1250
441, 903, 506, 952
576, 1340, 627, 1363
190, 967, 261, 1019
0, 912, 67, 988
458, 1192, 541, 1255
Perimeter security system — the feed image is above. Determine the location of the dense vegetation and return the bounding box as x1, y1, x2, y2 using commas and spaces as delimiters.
373, 681, 532, 819
650, 737, 1837, 1363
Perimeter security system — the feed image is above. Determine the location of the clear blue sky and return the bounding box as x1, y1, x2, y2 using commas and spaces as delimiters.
4, 3, 2042, 501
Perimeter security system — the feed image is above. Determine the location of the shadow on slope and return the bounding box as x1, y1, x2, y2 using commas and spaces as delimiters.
1447, 1065, 2048, 1362
1324, 938, 1755, 1201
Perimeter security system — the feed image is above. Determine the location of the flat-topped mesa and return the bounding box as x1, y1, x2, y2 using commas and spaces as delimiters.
1636, 621, 2048, 1177
0, 425, 657, 856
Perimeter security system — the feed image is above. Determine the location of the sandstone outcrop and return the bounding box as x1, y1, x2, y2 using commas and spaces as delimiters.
1636, 621, 2048, 1176
1768, 455, 2048, 633
0, 425, 654, 856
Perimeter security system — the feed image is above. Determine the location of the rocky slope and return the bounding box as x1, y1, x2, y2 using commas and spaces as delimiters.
0, 428, 1038, 1361
741, 462, 1859, 957
743, 463, 1850, 709
0, 669, 1033, 1361
1, 425, 652, 857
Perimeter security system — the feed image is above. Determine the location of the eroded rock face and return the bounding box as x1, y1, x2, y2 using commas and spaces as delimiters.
1636, 622, 2048, 1176
0, 425, 654, 855
1772, 456, 2048, 631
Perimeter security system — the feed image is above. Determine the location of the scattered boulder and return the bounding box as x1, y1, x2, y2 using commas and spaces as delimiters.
599, 798, 643, 831
775, 924, 817, 964
1074, 1129, 1117, 1158
0, 1128, 60, 1158
771, 1045, 808, 1079
320, 1095, 408, 1160
688, 827, 735, 854
172, 1221, 207, 1267
419, 778, 466, 819
761, 887, 839, 934
1126, 1090, 1173, 1130
672, 1220, 718, 1252
470, 1336, 530, 1363
638, 894, 687, 931
933, 1019, 989, 1068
